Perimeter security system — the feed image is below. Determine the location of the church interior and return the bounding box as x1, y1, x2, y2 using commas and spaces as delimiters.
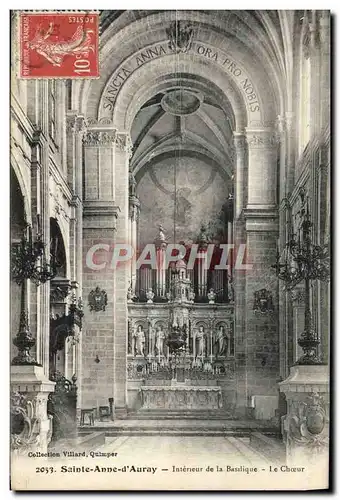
10, 10, 330, 469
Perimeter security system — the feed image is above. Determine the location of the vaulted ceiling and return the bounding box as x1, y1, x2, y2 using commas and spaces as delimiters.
130, 86, 234, 182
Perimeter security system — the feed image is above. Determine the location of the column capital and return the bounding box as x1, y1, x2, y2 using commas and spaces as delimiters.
233, 132, 246, 151
83, 129, 117, 147
82, 127, 133, 156
245, 128, 277, 149
116, 132, 133, 158
66, 112, 87, 135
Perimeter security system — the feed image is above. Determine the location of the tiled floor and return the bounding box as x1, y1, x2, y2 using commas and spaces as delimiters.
86, 418, 268, 429
94, 435, 271, 466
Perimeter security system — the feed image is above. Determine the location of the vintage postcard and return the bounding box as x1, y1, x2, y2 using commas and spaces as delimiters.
10, 9, 331, 491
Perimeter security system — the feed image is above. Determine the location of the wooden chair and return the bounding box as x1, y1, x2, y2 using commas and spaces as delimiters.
80, 408, 95, 426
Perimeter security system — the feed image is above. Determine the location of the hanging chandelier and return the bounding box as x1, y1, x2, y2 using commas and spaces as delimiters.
11, 222, 59, 286
272, 188, 330, 365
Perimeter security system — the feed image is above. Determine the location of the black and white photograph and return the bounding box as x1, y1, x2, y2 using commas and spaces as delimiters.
9, 7, 331, 491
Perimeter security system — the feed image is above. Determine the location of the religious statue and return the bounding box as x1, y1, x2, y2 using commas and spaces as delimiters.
188, 289, 195, 303
214, 325, 230, 357
155, 326, 166, 357
207, 288, 216, 304
158, 224, 166, 242
127, 283, 135, 303
146, 288, 154, 303
133, 325, 145, 357
196, 325, 206, 358
129, 172, 137, 196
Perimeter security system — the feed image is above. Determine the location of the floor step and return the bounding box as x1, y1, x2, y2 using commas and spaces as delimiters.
249, 432, 285, 463
227, 436, 272, 464
49, 431, 106, 452
127, 410, 234, 420
101, 429, 251, 437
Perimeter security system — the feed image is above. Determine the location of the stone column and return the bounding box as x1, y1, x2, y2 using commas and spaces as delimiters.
129, 194, 140, 295
66, 112, 86, 415
233, 133, 246, 219
242, 129, 280, 413
154, 228, 167, 298
113, 132, 132, 417
232, 134, 247, 415
82, 125, 120, 411
38, 80, 52, 379
319, 11, 330, 132
245, 128, 277, 209
310, 12, 321, 138
279, 365, 329, 470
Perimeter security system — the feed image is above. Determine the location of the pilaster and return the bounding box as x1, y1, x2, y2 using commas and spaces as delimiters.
82, 122, 131, 414
241, 130, 280, 405
233, 133, 246, 219
66, 112, 86, 413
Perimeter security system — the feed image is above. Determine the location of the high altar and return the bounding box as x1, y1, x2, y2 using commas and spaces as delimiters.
127, 226, 235, 412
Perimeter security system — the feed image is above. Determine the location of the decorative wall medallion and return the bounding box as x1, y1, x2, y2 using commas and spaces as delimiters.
88, 286, 108, 312
161, 89, 202, 116
288, 392, 328, 452
253, 288, 274, 315
11, 391, 41, 451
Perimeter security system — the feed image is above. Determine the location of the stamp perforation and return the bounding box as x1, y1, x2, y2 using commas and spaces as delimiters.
17, 11, 100, 80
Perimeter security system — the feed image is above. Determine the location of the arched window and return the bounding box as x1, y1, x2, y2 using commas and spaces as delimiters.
50, 218, 67, 277
299, 15, 311, 154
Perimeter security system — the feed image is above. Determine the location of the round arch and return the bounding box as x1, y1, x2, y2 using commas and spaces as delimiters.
10, 160, 31, 224
50, 217, 68, 278
75, 11, 282, 130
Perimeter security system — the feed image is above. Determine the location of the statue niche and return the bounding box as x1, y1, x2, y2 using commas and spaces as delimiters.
214, 322, 234, 357
154, 323, 166, 357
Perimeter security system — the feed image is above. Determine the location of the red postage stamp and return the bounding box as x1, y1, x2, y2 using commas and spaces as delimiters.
19, 12, 99, 78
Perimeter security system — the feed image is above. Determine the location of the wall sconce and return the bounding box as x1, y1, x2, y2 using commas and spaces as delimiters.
94, 354, 100, 363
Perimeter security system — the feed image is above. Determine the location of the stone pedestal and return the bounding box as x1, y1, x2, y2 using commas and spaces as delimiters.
10, 365, 55, 454
279, 365, 329, 467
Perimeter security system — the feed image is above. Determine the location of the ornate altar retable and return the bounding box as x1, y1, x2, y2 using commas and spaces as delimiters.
140, 385, 223, 410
